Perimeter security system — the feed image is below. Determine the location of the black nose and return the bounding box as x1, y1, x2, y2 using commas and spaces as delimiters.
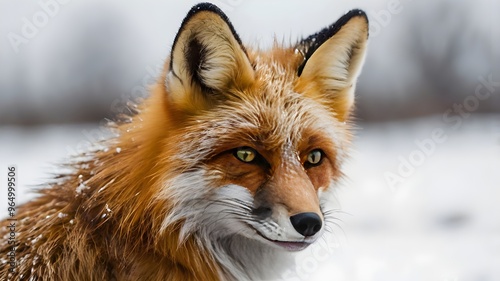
290, 212, 322, 237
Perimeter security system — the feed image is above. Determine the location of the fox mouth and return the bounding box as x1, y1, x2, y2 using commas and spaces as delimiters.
249, 225, 314, 252
265, 238, 312, 252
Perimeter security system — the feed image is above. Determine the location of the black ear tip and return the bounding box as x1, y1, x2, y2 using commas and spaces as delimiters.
342, 9, 369, 27
347, 9, 368, 19
170, 2, 243, 71
346, 9, 369, 39
176, 2, 241, 47
182, 3, 229, 30
187, 2, 226, 17
296, 8, 369, 77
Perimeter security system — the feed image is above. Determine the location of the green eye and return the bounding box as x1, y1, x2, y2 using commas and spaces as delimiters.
234, 147, 256, 163
306, 150, 323, 166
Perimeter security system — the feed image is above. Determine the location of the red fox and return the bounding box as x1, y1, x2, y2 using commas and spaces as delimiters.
1, 3, 368, 280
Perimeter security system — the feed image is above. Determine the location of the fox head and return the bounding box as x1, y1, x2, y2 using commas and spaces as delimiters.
156, 2, 368, 249
138, 2, 368, 276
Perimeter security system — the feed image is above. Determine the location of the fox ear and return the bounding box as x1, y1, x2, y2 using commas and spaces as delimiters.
295, 10, 368, 121
165, 3, 255, 113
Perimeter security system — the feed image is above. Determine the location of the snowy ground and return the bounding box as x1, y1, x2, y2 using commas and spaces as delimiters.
1, 115, 499, 281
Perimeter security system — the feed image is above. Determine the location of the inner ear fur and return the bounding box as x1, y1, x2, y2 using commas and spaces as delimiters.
295, 10, 369, 121
166, 3, 255, 113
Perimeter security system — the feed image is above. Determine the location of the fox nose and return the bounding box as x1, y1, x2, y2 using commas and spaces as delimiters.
290, 212, 322, 237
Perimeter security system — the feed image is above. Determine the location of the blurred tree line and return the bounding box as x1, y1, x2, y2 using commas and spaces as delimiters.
0, 0, 498, 125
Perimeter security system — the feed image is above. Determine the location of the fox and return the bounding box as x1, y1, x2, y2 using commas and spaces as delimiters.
0, 3, 368, 281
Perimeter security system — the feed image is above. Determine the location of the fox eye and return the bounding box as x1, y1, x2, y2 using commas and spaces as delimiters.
234, 147, 257, 163
306, 150, 323, 166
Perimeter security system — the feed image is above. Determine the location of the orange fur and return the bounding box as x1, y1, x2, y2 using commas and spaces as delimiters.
1, 4, 368, 280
